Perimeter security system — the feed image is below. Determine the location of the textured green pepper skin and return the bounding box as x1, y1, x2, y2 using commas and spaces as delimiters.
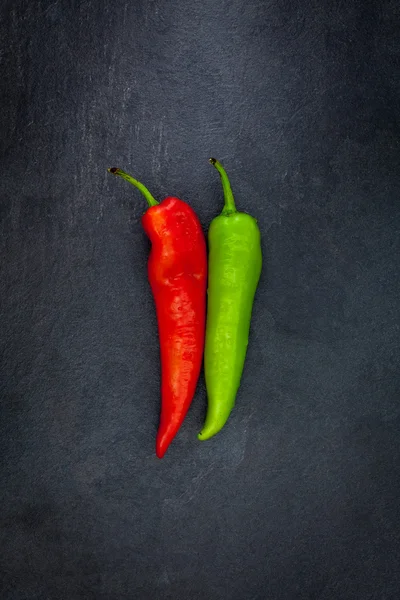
198, 160, 262, 441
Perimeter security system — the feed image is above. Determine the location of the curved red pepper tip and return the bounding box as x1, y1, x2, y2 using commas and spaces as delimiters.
156, 421, 182, 459
156, 438, 168, 459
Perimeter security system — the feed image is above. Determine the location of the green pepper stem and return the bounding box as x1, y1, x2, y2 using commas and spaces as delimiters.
209, 158, 237, 215
108, 167, 159, 207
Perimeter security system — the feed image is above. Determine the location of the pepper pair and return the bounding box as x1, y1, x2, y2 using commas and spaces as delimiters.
108, 159, 262, 458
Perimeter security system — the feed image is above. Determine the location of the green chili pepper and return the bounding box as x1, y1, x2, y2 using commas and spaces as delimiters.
198, 158, 262, 441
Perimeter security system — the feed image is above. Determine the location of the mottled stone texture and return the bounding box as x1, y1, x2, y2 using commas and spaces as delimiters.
1, 0, 400, 598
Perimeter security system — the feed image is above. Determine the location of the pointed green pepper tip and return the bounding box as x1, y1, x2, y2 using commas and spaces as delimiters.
108, 167, 159, 207
209, 157, 237, 215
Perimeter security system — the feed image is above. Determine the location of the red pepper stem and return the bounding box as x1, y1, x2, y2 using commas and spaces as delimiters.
108, 167, 159, 207
209, 158, 237, 215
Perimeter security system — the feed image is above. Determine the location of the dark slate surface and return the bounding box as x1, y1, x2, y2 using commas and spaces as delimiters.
1, 1, 400, 598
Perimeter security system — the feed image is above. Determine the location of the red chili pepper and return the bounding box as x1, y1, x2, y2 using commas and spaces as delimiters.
108, 167, 207, 458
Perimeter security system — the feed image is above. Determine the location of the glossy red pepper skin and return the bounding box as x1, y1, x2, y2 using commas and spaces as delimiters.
108, 168, 207, 458
142, 197, 207, 457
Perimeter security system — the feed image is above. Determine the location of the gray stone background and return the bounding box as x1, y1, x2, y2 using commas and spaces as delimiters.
1, 0, 399, 598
